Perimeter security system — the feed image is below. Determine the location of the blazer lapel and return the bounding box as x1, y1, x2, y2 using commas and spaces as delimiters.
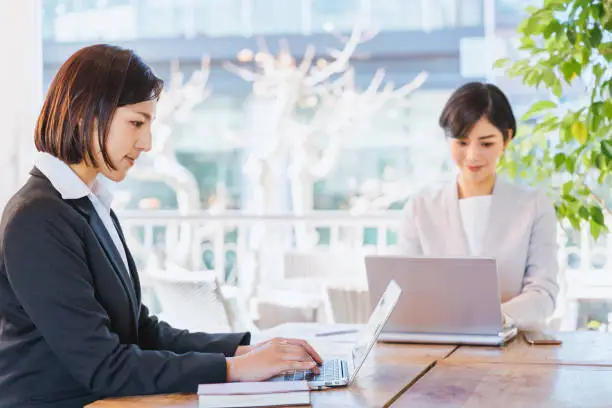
443, 182, 470, 255
68, 197, 139, 322
480, 177, 511, 257
110, 210, 142, 308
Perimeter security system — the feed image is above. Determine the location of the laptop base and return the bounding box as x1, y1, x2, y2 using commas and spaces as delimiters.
378, 327, 518, 346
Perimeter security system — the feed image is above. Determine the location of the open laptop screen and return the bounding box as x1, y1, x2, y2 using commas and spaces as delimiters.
349, 279, 402, 382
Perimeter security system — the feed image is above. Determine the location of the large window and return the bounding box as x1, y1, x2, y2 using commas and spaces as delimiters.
43, 0, 489, 42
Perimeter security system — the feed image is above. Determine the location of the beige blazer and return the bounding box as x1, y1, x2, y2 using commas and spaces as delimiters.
398, 177, 559, 329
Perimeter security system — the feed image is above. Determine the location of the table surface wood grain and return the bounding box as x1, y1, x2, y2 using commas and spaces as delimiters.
391, 361, 612, 408
446, 331, 612, 367
88, 324, 456, 408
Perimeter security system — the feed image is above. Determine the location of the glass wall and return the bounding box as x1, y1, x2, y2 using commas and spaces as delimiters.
42, 0, 490, 42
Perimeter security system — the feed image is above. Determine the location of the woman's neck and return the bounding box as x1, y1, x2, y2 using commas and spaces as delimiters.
457, 174, 496, 199
69, 163, 98, 188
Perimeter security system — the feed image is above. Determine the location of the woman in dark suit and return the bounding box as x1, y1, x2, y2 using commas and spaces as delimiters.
0, 44, 320, 408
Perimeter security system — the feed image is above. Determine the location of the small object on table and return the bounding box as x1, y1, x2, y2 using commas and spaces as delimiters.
197, 381, 310, 408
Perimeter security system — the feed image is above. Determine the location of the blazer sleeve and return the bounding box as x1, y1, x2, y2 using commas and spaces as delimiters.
3, 200, 232, 397
107, 209, 252, 356
398, 198, 424, 255
137, 305, 251, 356
501, 190, 560, 328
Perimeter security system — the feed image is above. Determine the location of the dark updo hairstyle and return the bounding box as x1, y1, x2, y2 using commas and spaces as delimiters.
35, 44, 164, 170
438, 82, 517, 142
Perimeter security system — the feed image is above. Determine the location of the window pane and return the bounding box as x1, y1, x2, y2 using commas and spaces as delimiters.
371, 0, 423, 31
252, 0, 303, 34
311, 0, 360, 33
195, 0, 244, 37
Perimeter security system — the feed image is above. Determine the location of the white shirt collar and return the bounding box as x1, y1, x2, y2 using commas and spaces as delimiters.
33, 152, 115, 209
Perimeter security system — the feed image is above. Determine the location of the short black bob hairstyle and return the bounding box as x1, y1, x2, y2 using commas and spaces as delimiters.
35, 44, 164, 170
438, 82, 517, 142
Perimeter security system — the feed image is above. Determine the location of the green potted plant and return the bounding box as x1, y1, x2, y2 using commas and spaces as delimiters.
496, 0, 611, 239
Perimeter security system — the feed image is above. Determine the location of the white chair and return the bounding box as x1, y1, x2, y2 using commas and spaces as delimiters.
280, 250, 371, 324
145, 264, 257, 333
253, 278, 323, 329
325, 284, 371, 324
283, 250, 369, 287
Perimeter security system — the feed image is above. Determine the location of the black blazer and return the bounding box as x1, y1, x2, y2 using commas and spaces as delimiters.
0, 168, 250, 408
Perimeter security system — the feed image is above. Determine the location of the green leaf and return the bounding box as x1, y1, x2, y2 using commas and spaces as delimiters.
560, 59, 582, 84
522, 100, 557, 120
543, 19, 563, 38
576, 186, 591, 196
562, 194, 578, 203
554, 153, 567, 170
578, 205, 590, 219
506, 160, 519, 179
591, 3, 604, 20
603, 101, 612, 119
602, 141, 612, 159
571, 122, 588, 144
562, 180, 574, 195
579, 47, 591, 65
598, 170, 609, 184
590, 219, 603, 241
589, 26, 603, 48
590, 205, 605, 226
589, 102, 604, 132
552, 81, 563, 97
566, 155, 576, 173
493, 58, 510, 69
595, 154, 607, 170
566, 28, 577, 44
568, 214, 582, 230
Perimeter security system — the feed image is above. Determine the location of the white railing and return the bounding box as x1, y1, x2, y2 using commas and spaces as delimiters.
117, 210, 612, 330
119, 210, 403, 287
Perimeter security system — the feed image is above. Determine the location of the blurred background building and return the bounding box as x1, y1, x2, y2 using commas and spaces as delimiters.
41, 0, 536, 212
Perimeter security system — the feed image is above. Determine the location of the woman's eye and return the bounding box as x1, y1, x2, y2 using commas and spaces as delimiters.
482, 143, 494, 147
131, 121, 144, 128
458, 141, 468, 146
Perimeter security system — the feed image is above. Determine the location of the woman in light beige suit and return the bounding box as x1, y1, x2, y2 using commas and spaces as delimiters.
399, 82, 559, 329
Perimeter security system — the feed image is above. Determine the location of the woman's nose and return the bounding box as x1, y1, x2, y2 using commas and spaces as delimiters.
135, 131, 152, 152
466, 145, 480, 161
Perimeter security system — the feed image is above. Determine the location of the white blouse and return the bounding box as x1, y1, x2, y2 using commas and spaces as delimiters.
459, 195, 492, 256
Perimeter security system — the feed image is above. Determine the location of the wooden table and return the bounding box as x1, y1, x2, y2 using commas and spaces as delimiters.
392, 361, 612, 407
88, 324, 455, 408
446, 331, 612, 366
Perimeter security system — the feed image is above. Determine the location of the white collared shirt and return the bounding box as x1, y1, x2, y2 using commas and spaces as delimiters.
33, 152, 131, 275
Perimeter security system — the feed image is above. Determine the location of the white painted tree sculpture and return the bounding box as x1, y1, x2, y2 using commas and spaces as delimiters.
128, 57, 212, 270
225, 18, 428, 249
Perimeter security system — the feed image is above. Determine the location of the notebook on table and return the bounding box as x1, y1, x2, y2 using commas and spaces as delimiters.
198, 381, 309, 408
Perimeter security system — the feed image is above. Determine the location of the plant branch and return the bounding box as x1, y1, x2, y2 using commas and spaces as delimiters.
576, 179, 612, 216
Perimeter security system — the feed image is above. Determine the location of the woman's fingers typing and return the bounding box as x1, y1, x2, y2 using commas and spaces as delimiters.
227, 338, 322, 381
284, 339, 323, 364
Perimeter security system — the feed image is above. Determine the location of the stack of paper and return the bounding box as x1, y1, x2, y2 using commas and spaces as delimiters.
198, 381, 310, 408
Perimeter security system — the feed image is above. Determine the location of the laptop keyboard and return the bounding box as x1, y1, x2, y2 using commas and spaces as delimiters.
283, 359, 343, 382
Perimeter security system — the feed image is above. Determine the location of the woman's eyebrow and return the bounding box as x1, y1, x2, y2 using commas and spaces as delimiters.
134, 111, 152, 121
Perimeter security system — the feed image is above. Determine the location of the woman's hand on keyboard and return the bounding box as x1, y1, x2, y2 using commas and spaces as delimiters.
250, 338, 322, 363
226, 338, 322, 382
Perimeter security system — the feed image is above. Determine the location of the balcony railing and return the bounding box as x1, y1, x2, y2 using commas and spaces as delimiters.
116, 210, 611, 331
117, 210, 610, 283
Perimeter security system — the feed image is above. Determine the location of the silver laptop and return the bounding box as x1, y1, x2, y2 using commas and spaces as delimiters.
273, 279, 402, 389
365, 255, 517, 346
